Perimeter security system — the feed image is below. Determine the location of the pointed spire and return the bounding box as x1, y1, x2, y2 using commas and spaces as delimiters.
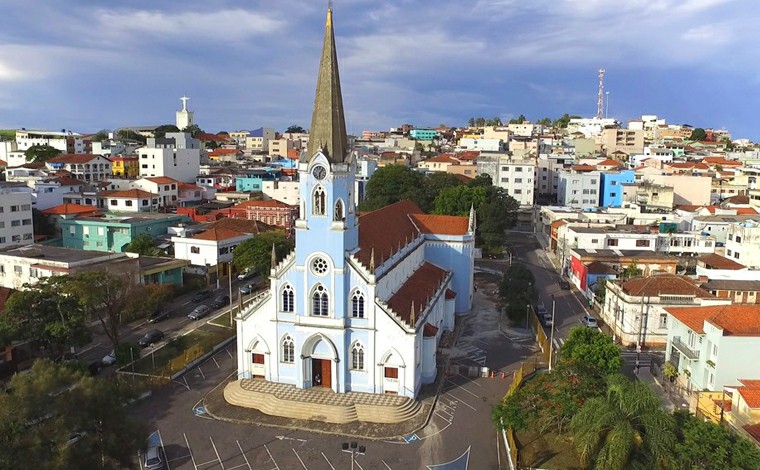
468, 203, 477, 233
304, 4, 349, 164
410, 301, 416, 326
369, 247, 375, 272
270, 243, 277, 270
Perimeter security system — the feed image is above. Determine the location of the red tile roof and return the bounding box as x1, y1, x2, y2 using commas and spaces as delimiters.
551, 220, 568, 229
48, 154, 104, 164
43, 176, 83, 186
99, 189, 157, 198
738, 386, 760, 408
668, 162, 710, 170
743, 423, 760, 445
571, 165, 596, 171
665, 304, 760, 336
597, 159, 624, 167
145, 177, 179, 185
287, 149, 300, 160
386, 262, 448, 327
410, 214, 470, 236
355, 200, 423, 269
621, 274, 713, 298
740, 379, 760, 388
178, 182, 202, 191
698, 253, 746, 270
42, 203, 100, 215
192, 228, 247, 241
0, 159, 6, 166
233, 199, 295, 209
703, 157, 742, 166
424, 154, 459, 164
207, 218, 277, 234
455, 151, 479, 161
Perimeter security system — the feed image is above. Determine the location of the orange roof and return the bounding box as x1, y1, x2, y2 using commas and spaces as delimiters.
668, 162, 710, 170
703, 157, 741, 166
597, 159, 624, 167
210, 148, 240, 156
410, 214, 470, 236
665, 304, 760, 336
178, 182, 202, 191
356, 200, 422, 269
42, 203, 100, 215
551, 220, 568, 229
48, 153, 105, 164
455, 151, 479, 161
571, 165, 596, 171
738, 386, 760, 408
99, 189, 157, 198
736, 207, 758, 215
621, 275, 713, 298
191, 228, 247, 241
698, 253, 746, 270
145, 177, 179, 185
109, 156, 138, 161
743, 423, 760, 445
386, 262, 448, 327
0, 159, 6, 166
425, 154, 459, 164
47, 176, 83, 186
676, 205, 718, 213
234, 199, 294, 209
287, 149, 300, 160
739, 379, 760, 388
207, 218, 277, 234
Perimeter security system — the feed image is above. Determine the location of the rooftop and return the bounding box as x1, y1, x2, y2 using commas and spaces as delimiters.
698, 253, 746, 270
701, 279, 760, 291
47, 154, 105, 164
386, 262, 448, 327
621, 274, 713, 298
0, 245, 115, 264
99, 189, 157, 199
42, 203, 101, 216
665, 304, 760, 336
191, 228, 248, 241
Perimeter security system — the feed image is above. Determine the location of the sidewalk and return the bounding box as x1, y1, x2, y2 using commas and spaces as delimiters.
636, 366, 691, 412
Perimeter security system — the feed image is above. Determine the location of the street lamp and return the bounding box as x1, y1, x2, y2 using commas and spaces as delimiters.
341, 441, 366, 470
548, 295, 557, 371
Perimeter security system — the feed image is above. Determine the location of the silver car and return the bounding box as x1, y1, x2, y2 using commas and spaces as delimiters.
582, 314, 598, 328
142, 444, 166, 470
188, 305, 210, 320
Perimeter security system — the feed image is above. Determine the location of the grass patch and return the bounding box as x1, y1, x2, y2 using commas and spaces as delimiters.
208, 309, 236, 328
129, 328, 234, 376
516, 427, 581, 469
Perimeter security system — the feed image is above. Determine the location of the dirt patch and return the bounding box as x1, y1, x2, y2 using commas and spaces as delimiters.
516, 427, 581, 469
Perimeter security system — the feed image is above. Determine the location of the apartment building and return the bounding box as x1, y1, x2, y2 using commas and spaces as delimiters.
245, 127, 276, 152
600, 170, 635, 207
536, 154, 572, 197
725, 220, 760, 268
601, 128, 645, 155
138, 132, 201, 182
0, 186, 34, 249
45, 154, 113, 182
621, 183, 675, 210
557, 170, 600, 209
15, 129, 89, 155
476, 154, 534, 206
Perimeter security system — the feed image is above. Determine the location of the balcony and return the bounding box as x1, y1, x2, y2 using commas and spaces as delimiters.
671, 336, 700, 361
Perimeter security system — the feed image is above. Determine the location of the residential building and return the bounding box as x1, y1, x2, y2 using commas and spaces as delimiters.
557, 170, 600, 209
726, 220, 760, 267
61, 213, 188, 252
726, 379, 760, 440
641, 174, 712, 206
245, 128, 276, 152
622, 182, 674, 210
603, 275, 729, 347
536, 154, 573, 197
699, 280, 760, 304
45, 154, 113, 182
99, 189, 159, 212
0, 186, 34, 249
458, 138, 504, 152
600, 170, 635, 207
209, 148, 243, 163
262, 180, 300, 205
418, 154, 460, 173
409, 129, 438, 140
695, 253, 760, 282
601, 128, 645, 155
269, 138, 300, 158
567, 118, 617, 139
177, 182, 209, 206
110, 156, 139, 177
228, 199, 298, 232
29, 176, 84, 211
354, 158, 378, 205
690, 214, 760, 245
232, 7, 475, 399
138, 132, 201, 182
15, 129, 88, 154
476, 155, 534, 207
665, 305, 760, 392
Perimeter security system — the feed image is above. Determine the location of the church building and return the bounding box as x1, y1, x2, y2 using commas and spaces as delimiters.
234, 6, 475, 398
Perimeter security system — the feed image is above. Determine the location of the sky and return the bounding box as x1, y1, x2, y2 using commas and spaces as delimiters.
1, 0, 759, 140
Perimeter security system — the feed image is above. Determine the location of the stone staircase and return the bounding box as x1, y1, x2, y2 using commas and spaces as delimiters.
223, 380, 422, 424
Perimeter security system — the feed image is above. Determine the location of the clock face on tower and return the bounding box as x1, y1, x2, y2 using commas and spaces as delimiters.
312, 165, 327, 180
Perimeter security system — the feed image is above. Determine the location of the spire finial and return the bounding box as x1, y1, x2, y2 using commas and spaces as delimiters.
369, 247, 375, 271
410, 301, 416, 326
270, 243, 277, 270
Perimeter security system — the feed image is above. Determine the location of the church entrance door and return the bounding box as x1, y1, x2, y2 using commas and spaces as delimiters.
251, 353, 265, 378
311, 358, 331, 388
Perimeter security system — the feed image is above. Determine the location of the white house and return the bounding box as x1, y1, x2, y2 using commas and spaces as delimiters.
557, 170, 601, 209
172, 228, 251, 268
45, 154, 113, 182
138, 132, 200, 183
99, 189, 159, 212
262, 180, 300, 205
726, 220, 760, 268
476, 155, 535, 207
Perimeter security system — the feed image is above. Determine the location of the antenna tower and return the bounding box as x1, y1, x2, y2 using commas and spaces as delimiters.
596, 68, 605, 119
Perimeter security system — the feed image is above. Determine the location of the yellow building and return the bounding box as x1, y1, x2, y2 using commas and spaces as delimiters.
111, 156, 139, 177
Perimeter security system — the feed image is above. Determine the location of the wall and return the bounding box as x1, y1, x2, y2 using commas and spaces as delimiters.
0, 190, 35, 248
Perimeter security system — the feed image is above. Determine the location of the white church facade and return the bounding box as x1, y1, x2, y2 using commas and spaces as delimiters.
233, 7, 475, 399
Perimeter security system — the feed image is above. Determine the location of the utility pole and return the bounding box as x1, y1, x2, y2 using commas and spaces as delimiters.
549, 295, 557, 370
228, 262, 234, 327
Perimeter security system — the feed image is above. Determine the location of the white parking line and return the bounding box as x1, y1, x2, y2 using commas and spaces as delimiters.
236, 440, 252, 470
264, 444, 279, 470
382, 461, 393, 470
445, 392, 477, 411
209, 437, 224, 469
157, 430, 171, 470
292, 448, 308, 469
183, 433, 199, 470
321, 452, 336, 470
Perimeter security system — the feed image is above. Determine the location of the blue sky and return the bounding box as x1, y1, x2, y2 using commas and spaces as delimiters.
1, 0, 758, 140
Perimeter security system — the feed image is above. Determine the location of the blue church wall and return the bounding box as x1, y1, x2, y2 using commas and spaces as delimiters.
424, 236, 474, 312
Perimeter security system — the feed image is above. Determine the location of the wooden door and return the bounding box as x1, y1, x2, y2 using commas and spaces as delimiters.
251, 353, 265, 378
321, 359, 332, 388
384, 367, 398, 379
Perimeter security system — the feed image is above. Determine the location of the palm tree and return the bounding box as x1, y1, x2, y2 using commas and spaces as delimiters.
570, 375, 675, 469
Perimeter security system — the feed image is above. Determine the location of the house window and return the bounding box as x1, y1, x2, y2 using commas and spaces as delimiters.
591, 239, 599, 244
313, 187, 326, 215
11, 220, 20, 227
110, 200, 118, 206
281, 335, 294, 363
501, 178, 509, 183
712, 344, 718, 358
734, 252, 740, 259
190, 246, 200, 254
352, 291, 365, 318
736, 235, 743, 243
282, 285, 294, 312
636, 240, 651, 247
126, 200, 133, 206
20, 204, 30, 211
607, 239, 619, 247
13, 265, 22, 275
351, 343, 365, 370
659, 314, 667, 329
312, 285, 329, 316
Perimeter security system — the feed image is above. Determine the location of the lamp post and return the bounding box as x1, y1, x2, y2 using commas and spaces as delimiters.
549, 295, 556, 370
341, 442, 366, 470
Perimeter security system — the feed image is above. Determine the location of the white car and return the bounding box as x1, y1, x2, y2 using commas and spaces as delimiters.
101, 350, 116, 366
582, 315, 598, 328
237, 269, 256, 281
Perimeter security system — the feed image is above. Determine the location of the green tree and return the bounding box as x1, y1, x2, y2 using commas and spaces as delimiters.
467, 117, 476, 127
559, 326, 623, 375
0, 278, 90, 356
553, 114, 581, 129
536, 117, 552, 127
499, 263, 538, 323
0, 359, 146, 469
90, 129, 110, 142
285, 125, 306, 134
571, 374, 675, 469
433, 185, 488, 216
672, 410, 760, 469
475, 117, 486, 127
181, 124, 203, 137
153, 124, 180, 139
359, 165, 426, 211
689, 128, 707, 141
476, 186, 519, 251
508, 114, 527, 124
232, 230, 294, 275
124, 232, 162, 256
115, 129, 147, 144
622, 263, 642, 280
418, 172, 463, 212
467, 174, 493, 188
25, 144, 61, 163
63, 271, 134, 347
121, 283, 174, 323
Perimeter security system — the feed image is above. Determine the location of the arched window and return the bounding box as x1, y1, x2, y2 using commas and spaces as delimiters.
334, 199, 344, 221
313, 186, 326, 215
351, 343, 365, 370
351, 291, 365, 318
281, 285, 294, 312
312, 285, 329, 316
281, 335, 294, 363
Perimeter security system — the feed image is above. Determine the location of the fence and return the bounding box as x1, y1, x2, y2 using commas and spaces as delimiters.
502, 355, 546, 470
528, 305, 552, 364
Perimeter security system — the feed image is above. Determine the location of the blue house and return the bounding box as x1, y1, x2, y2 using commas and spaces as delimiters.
600, 170, 635, 207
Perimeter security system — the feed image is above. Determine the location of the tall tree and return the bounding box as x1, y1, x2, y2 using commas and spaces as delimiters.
433, 185, 489, 216
25, 144, 61, 163
508, 114, 527, 124
559, 326, 623, 375
181, 124, 203, 137
0, 359, 146, 469
571, 374, 675, 469
672, 410, 760, 469
477, 187, 518, 251
689, 128, 707, 141
232, 230, 294, 275
418, 172, 463, 212
285, 125, 306, 134
153, 124, 180, 139
536, 117, 552, 127
124, 232, 162, 256
498, 263, 538, 323
115, 129, 147, 144
0, 278, 90, 356
359, 165, 426, 211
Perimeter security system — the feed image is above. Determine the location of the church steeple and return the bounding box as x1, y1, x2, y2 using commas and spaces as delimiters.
304, 4, 349, 164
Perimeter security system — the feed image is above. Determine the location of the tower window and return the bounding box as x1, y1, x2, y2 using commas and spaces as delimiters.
351, 291, 365, 318
313, 186, 326, 215
351, 343, 365, 370
282, 285, 294, 312
312, 285, 329, 316
334, 199, 345, 221
282, 335, 294, 363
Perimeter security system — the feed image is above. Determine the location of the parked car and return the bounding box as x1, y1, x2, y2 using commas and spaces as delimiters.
582, 314, 598, 328
536, 304, 548, 317
211, 295, 230, 309
66, 431, 86, 447
188, 305, 211, 320
138, 329, 165, 348
148, 309, 170, 323
239, 284, 253, 295
102, 350, 117, 366
540, 313, 553, 327
237, 268, 256, 281
142, 444, 167, 470
191, 290, 212, 302
559, 279, 571, 290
